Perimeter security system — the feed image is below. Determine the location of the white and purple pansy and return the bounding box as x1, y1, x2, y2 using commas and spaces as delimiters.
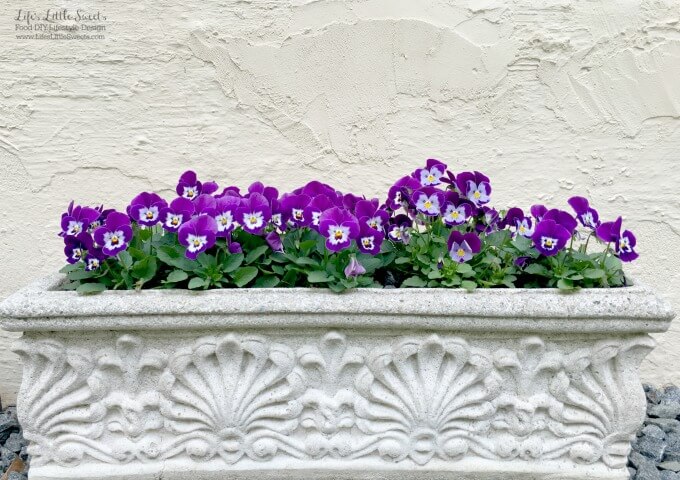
214, 196, 240, 237
516, 217, 535, 238
176, 170, 202, 200
386, 175, 420, 211
84, 248, 105, 271
160, 197, 194, 233
387, 214, 412, 244
235, 192, 271, 235
178, 214, 218, 260
127, 192, 168, 227
355, 199, 389, 232
442, 192, 473, 226
304, 194, 335, 231
568, 196, 601, 229
447, 231, 482, 263
63, 232, 93, 264
93, 211, 133, 257
456, 171, 491, 207
60, 203, 101, 237
357, 223, 384, 255
412, 187, 444, 217
531, 219, 571, 257
280, 193, 312, 227
318, 207, 360, 252
596, 216, 639, 262
413, 158, 447, 186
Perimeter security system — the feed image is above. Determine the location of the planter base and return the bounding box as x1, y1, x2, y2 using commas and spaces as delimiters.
1, 278, 673, 480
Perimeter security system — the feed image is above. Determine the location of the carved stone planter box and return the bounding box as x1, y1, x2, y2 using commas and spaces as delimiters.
0, 275, 674, 480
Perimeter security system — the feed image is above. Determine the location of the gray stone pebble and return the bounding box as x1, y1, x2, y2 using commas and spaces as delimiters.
631, 386, 680, 479
0, 406, 29, 478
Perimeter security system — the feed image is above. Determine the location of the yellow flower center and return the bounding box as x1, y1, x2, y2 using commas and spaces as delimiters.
427, 174, 435, 182
474, 191, 481, 199
334, 229, 344, 240
146, 211, 154, 219
187, 190, 194, 198
545, 239, 553, 247
451, 211, 459, 219
220, 217, 228, 225
457, 248, 465, 257
193, 239, 201, 247
249, 216, 258, 225
363, 238, 371, 246
111, 236, 119, 245
519, 225, 525, 233
424, 200, 432, 209
171, 217, 179, 226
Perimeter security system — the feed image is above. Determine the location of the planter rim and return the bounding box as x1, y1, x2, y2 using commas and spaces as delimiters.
0, 274, 674, 333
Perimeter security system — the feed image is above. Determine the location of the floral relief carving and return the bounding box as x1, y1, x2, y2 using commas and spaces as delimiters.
158, 334, 305, 463
14, 331, 654, 472
295, 332, 366, 458
354, 335, 502, 465
13, 339, 107, 467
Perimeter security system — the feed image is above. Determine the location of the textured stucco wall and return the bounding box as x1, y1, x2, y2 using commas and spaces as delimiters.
0, 0, 679, 405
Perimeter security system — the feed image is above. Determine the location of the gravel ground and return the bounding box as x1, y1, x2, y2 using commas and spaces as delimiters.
0, 406, 28, 480
0, 385, 678, 479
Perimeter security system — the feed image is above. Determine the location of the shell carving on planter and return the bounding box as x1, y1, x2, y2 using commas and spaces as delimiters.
0, 275, 674, 479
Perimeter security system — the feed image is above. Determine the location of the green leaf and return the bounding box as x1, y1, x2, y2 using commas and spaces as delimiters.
307, 271, 333, 283
525, 263, 550, 276
456, 263, 473, 274
254, 275, 280, 288
67, 269, 97, 281
582, 268, 605, 279
118, 251, 133, 269
131, 257, 157, 282
246, 245, 270, 264
76, 282, 106, 294
197, 253, 217, 269
127, 247, 146, 260
485, 230, 510, 247
395, 256, 411, 265
157, 246, 195, 271
59, 263, 81, 274
232, 266, 258, 287
401, 276, 427, 288
557, 278, 575, 290
138, 228, 152, 242
166, 270, 189, 283
427, 269, 442, 279
188, 277, 207, 290
295, 257, 319, 267
461, 280, 477, 291
222, 253, 245, 273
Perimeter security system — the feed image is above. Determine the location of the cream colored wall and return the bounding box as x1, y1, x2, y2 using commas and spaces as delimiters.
1, 0, 679, 405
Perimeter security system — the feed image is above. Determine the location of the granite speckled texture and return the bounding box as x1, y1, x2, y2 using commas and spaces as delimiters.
0, 276, 674, 480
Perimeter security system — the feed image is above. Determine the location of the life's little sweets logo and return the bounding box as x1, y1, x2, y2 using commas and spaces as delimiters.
15, 8, 107, 41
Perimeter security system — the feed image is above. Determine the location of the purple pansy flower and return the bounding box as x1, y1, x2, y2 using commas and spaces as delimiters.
357, 223, 384, 255
60, 202, 101, 237
160, 197, 194, 233
596, 217, 639, 262
178, 214, 218, 260
447, 231, 482, 263
441, 192, 473, 226
355, 199, 389, 232
214, 196, 240, 237
530, 204, 547, 221
568, 196, 600, 229
266, 231, 284, 252
412, 187, 444, 216
387, 214, 412, 244
318, 207, 359, 252
84, 247, 105, 271
386, 176, 421, 210
236, 193, 272, 235
202, 181, 219, 195
177, 170, 202, 200
543, 209, 577, 234
193, 194, 217, 217
94, 212, 133, 257
87, 205, 114, 234
247, 182, 279, 205
127, 192, 168, 226
64, 232, 93, 264
304, 194, 335, 230
516, 217, 535, 238
532, 219, 571, 256
502, 208, 524, 229
456, 171, 491, 206
280, 194, 312, 227
344, 255, 366, 278
475, 206, 500, 234
228, 241, 242, 254
413, 159, 447, 186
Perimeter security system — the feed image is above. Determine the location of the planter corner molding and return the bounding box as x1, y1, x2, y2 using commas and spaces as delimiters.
0, 275, 674, 480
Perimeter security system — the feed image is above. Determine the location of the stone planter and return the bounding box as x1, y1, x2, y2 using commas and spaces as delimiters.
0, 275, 674, 480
